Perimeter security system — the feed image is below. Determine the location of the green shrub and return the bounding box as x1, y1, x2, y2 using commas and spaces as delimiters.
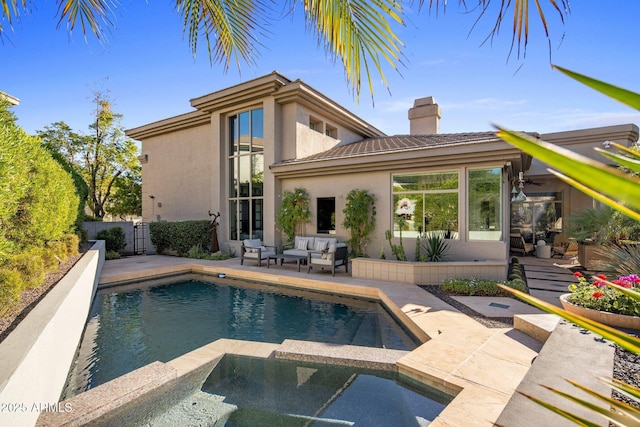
12, 250, 45, 289
186, 244, 234, 260
105, 250, 121, 260
61, 233, 80, 256
96, 227, 126, 253
441, 277, 527, 296
0, 269, 21, 315
149, 220, 210, 256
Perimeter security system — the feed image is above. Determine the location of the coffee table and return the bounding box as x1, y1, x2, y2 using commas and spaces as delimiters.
267, 254, 307, 271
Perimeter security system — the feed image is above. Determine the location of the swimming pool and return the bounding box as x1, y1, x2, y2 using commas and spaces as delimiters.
64, 275, 418, 398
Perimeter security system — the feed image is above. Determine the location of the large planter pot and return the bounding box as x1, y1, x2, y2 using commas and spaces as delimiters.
560, 293, 640, 330
577, 243, 604, 270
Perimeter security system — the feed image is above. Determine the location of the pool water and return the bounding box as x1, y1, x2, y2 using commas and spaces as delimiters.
147, 355, 451, 426
64, 277, 418, 397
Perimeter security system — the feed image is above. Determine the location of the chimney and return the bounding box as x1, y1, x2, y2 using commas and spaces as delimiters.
408, 97, 441, 134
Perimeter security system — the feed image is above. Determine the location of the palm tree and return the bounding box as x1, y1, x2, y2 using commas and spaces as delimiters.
0, 0, 569, 100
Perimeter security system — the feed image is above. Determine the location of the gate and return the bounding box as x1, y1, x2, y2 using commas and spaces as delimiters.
134, 223, 147, 255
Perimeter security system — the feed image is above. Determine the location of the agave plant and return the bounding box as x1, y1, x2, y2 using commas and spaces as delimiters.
496, 67, 640, 425
421, 232, 450, 262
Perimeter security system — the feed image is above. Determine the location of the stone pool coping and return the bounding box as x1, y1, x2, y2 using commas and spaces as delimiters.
84, 255, 548, 426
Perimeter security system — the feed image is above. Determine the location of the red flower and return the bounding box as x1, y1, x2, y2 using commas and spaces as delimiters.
592, 291, 604, 299
596, 274, 607, 281
573, 271, 583, 278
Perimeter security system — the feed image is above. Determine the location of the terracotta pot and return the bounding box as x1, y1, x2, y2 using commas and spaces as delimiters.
560, 293, 640, 330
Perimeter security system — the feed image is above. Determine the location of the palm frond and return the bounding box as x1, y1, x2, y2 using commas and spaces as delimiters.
175, 0, 269, 70
517, 390, 601, 426
56, 0, 118, 40
423, 0, 569, 58
301, 0, 405, 102
553, 65, 640, 111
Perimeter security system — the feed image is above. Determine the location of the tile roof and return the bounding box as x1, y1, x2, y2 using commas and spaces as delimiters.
281, 132, 501, 164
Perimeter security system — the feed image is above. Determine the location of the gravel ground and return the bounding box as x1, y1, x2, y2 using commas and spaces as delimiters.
0, 250, 85, 344
420, 284, 514, 328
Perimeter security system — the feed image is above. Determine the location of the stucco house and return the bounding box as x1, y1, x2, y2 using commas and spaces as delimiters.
126, 72, 639, 263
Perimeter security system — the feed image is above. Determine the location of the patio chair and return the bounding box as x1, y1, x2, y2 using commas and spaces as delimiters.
240, 239, 276, 267
510, 233, 535, 256
307, 244, 349, 276
551, 235, 579, 258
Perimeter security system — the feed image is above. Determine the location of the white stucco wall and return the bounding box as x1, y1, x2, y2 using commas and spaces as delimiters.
0, 241, 105, 427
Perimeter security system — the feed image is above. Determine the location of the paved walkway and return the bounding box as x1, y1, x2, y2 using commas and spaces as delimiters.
96, 254, 584, 426
518, 254, 579, 308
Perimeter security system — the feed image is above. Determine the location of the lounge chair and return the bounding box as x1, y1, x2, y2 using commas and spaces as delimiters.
552, 235, 579, 258
307, 244, 349, 276
240, 239, 277, 267
510, 233, 535, 256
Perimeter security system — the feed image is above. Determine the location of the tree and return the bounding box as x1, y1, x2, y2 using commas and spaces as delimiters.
342, 189, 376, 257
107, 163, 142, 219
0, 0, 569, 101
38, 90, 139, 219
276, 188, 312, 242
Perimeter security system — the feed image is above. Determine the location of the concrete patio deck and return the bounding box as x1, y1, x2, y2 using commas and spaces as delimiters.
89, 253, 606, 426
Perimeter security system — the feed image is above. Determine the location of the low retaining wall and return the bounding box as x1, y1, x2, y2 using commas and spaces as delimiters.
351, 258, 508, 284
0, 241, 105, 427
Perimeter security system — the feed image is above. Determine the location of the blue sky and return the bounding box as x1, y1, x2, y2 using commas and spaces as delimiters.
2, 2, 640, 139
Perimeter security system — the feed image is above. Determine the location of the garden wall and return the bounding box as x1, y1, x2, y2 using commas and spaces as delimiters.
0, 241, 105, 427
351, 258, 508, 285
83, 221, 137, 254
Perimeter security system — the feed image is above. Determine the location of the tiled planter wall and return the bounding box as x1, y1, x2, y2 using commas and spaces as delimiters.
351, 258, 507, 285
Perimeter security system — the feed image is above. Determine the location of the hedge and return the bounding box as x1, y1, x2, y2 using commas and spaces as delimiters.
0, 101, 81, 311
149, 220, 211, 256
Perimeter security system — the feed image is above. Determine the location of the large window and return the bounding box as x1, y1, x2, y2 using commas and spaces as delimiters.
392, 171, 459, 238
468, 168, 502, 241
229, 108, 264, 240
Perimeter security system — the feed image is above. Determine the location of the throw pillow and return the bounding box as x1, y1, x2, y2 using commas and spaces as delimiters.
315, 240, 328, 251
328, 244, 337, 253
296, 239, 309, 250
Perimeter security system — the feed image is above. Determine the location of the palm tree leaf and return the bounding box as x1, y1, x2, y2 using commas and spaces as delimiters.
539, 382, 640, 427
175, 0, 268, 70
602, 279, 640, 301
497, 285, 640, 354
517, 391, 601, 427
602, 377, 640, 402
548, 170, 640, 222
563, 379, 640, 425
553, 65, 640, 111
301, 0, 404, 101
56, 0, 117, 39
606, 141, 640, 160
595, 148, 640, 174
495, 127, 640, 213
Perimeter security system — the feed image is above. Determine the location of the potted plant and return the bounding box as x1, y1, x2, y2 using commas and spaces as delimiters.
560, 271, 640, 330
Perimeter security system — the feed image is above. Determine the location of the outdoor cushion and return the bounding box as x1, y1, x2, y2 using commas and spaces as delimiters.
297, 239, 310, 250
244, 239, 262, 249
